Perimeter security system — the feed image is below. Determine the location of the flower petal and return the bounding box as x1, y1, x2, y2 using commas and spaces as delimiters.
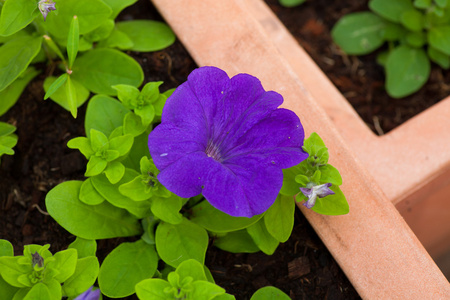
204, 154, 283, 217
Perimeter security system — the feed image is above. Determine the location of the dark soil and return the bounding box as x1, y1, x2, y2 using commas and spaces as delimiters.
0, 1, 361, 299
265, 0, 450, 135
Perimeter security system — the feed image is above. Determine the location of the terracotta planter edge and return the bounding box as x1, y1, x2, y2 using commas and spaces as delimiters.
150, 0, 450, 298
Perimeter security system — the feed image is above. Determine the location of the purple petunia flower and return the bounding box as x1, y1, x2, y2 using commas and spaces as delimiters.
300, 183, 335, 209
74, 286, 101, 300
38, 0, 56, 21
148, 66, 308, 217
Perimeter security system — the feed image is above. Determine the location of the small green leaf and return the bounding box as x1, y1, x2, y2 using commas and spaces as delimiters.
67, 15, 80, 69
43, 76, 89, 112
23, 283, 51, 300
68, 237, 97, 258
428, 46, 450, 69
83, 19, 114, 43
369, 0, 415, 23
319, 164, 343, 186
67, 137, 93, 158
279, 0, 306, 8
71, 48, 143, 95
310, 185, 349, 215
190, 281, 226, 299
104, 161, 126, 184
0, 0, 40, 36
175, 259, 208, 282
213, 230, 260, 253
98, 240, 158, 298
44, 74, 68, 100
62, 256, 99, 298
151, 195, 183, 225
85, 155, 108, 177
156, 218, 208, 267
190, 200, 263, 233
246, 218, 279, 255
406, 31, 426, 48
51, 248, 78, 283
385, 45, 430, 98
435, 0, 448, 8
400, 9, 424, 31
80, 178, 105, 205
97, 28, 134, 49
264, 195, 295, 243
428, 26, 450, 55
101, 0, 138, 19
0, 67, 39, 116
0, 276, 18, 299
0, 239, 13, 257
115, 20, 176, 52
135, 278, 171, 299
85, 95, 130, 138
109, 134, 134, 156
250, 286, 291, 300
90, 129, 109, 152
43, 35, 66, 62
65, 76, 78, 118
45, 181, 142, 239
331, 12, 386, 55
414, 0, 432, 9
0, 36, 42, 92
123, 112, 148, 136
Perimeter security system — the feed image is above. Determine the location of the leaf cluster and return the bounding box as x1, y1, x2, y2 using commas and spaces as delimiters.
332, 0, 450, 97
0, 122, 18, 163
0, 239, 99, 300
0, 0, 175, 124
281, 133, 349, 215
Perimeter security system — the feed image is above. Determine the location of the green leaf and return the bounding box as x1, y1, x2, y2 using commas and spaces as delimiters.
43, 76, 89, 112
331, 12, 386, 55
123, 112, 148, 136
44, 73, 68, 100
369, 0, 415, 23
435, 0, 448, 8
0, 0, 40, 36
190, 200, 263, 233
406, 31, 426, 48
90, 129, 109, 152
0, 255, 30, 287
79, 178, 105, 205
414, 0, 432, 9
68, 237, 97, 258
156, 218, 209, 267
67, 137, 93, 158
175, 259, 208, 282
109, 134, 134, 156
23, 283, 51, 300
43, 0, 112, 39
0, 67, 39, 116
45, 180, 142, 239
51, 248, 78, 283
83, 19, 114, 43
135, 278, 172, 300
98, 240, 158, 298
190, 281, 226, 299
62, 256, 99, 298
103, 161, 125, 184
65, 76, 78, 118
428, 26, 450, 55
213, 230, 260, 253
97, 28, 134, 49
151, 195, 183, 225
0, 239, 13, 257
0, 36, 42, 92
279, 0, 306, 8
0, 276, 19, 299
43, 35, 66, 62
381, 23, 407, 41
71, 48, 144, 95
91, 170, 152, 218
101, 0, 138, 19
310, 185, 350, 215
319, 164, 343, 186
281, 164, 304, 196
85, 95, 130, 138
115, 20, 176, 52
246, 218, 279, 255
113, 84, 140, 108
385, 45, 430, 98
400, 9, 424, 31
85, 155, 108, 177
264, 195, 295, 243
67, 15, 80, 69
250, 286, 291, 300
428, 46, 450, 69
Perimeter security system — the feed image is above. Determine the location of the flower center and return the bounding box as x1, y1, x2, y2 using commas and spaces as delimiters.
205, 140, 222, 162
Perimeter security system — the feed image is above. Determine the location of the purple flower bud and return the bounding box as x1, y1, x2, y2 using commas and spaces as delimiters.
31, 251, 44, 268
74, 286, 101, 300
300, 183, 334, 209
38, 0, 56, 21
